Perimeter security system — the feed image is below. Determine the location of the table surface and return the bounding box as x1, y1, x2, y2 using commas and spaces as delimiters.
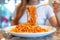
0, 27, 60, 40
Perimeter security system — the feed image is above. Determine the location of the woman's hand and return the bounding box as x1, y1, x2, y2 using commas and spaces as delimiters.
10, 19, 18, 26
52, 1, 60, 13
10, 21, 15, 26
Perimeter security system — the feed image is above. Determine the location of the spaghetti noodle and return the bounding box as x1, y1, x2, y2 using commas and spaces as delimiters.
26, 6, 37, 25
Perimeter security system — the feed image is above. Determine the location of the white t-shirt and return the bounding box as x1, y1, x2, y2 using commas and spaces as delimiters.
12, 3, 55, 26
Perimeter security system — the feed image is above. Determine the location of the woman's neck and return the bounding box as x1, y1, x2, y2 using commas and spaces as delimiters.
28, 1, 40, 5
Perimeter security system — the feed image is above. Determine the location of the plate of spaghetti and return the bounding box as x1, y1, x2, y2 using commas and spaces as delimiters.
2, 25, 56, 37
2, 6, 56, 37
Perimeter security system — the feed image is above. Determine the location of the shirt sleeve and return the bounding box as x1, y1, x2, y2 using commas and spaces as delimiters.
47, 5, 55, 19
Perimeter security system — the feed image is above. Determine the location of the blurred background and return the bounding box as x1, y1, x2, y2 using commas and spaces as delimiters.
0, 0, 60, 28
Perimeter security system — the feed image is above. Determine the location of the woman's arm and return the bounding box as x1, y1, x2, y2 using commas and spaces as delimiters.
10, 6, 25, 25
10, 0, 27, 25
49, 16, 59, 27
46, 5, 59, 27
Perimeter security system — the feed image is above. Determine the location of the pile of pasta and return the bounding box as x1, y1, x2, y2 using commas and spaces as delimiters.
10, 6, 48, 33
10, 23, 48, 33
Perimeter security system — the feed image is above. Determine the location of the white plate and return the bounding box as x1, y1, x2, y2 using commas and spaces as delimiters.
2, 25, 56, 37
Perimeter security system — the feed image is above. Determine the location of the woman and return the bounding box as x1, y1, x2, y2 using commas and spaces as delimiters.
11, 0, 58, 27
